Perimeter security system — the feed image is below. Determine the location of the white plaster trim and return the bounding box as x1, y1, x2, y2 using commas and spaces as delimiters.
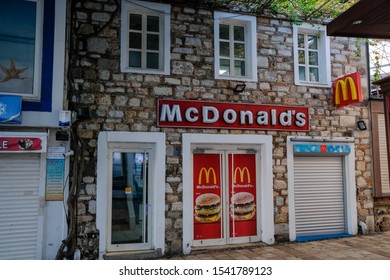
96, 132, 166, 259
287, 136, 358, 241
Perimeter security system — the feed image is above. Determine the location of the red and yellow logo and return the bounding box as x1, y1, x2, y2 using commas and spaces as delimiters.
198, 167, 217, 185
233, 167, 251, 184
333, 72, 363, 107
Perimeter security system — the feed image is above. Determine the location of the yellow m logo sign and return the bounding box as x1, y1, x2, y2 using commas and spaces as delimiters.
233, 167, 251, 184
333, 72, 363, 107
198, 167, 217, 184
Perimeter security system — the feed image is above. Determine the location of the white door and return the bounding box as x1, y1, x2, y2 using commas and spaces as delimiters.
294, 156, 346, 237
107, 145, 153, 252
192, 147, 260, 246
0, 153, 44, 259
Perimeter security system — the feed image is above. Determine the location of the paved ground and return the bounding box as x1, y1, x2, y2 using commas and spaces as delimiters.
164, 232, 390, 260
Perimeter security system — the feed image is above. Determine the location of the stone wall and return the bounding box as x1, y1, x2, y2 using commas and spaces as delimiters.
69, 0, 374, 258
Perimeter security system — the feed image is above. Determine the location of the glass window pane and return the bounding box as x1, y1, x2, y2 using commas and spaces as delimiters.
147, 15, 159, 32
234, 43, 245, 58
234, 60, 245, 76
111, 152, 149, 245
299, 66, 306, 81
147, 52, 159, 69
309, 51, 318, 65
129, 32, 142, 49
220, 42, 230, 57
147, 34, 159, 51
0, 0, 37, 95
129, 51, 141, 67
234, 26, 245, 41
129, 13, 142, 30
220, 24, 229, 40
309, 67, 319, 82
298, 50, 305, 64
308, 35, 318, 50
220, 59, 230, 75
298, 34, 305, 48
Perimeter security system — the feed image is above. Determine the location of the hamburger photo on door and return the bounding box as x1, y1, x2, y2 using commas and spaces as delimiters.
194, 193, 221, 223
230, 192, 256, 221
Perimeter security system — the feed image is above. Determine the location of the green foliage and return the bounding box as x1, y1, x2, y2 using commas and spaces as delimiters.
215, 0, 358, 21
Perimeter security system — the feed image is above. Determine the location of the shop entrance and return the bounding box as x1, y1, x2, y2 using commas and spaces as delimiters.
107, 144, 152, 252
192, 146, 260, 246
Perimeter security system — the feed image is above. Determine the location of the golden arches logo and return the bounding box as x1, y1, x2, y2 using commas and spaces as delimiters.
198, 167, 217, 184
233, 167, 251, 184
334, 77, 358, 105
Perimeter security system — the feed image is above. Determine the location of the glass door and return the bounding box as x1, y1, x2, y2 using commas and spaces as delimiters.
108, 149, 151, 251
192, 147, 260, 247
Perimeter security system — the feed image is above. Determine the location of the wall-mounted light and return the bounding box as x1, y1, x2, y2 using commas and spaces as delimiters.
234, 84, 246, 93
357, 120, 367, 131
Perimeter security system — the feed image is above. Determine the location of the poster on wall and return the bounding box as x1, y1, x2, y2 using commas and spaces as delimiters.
228, 154, 257, 238
193, 153, 222, 240
45, 146, 65, 201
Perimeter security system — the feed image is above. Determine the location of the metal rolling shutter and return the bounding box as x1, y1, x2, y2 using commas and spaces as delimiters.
0, 153, 41, 259
294, 156, 346, 237
378, 114, 390, 193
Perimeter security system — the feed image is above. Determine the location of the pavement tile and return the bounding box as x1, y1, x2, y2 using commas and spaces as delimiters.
163, 233, 390, 260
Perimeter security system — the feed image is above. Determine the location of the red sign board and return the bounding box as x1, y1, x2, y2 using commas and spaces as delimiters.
158, 99, 309, 131
0, 137, 43, 152
333, 72, 363, 107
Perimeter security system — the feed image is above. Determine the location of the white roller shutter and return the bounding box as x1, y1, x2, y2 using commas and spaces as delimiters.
294, 156, 346, 237
378, 114, 390, 194
0, 153, 42, 259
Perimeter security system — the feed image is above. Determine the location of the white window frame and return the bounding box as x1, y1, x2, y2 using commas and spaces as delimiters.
293, 23, 331, 87
96, 132, 166, 259
120, 0, 170, 75
214, 12, 257, 82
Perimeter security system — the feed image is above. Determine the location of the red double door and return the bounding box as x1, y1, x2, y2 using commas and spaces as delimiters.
192, 149, 260, 246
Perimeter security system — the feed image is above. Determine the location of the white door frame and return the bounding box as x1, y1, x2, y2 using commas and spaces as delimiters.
96, 132, 165, 259
182, 133, 274, 255
287, 136, 358, 241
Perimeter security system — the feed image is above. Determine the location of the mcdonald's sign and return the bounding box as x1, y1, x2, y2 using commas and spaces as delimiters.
233, 167, 251, 184
198, 167, 217, 185
333, 72, 363, 107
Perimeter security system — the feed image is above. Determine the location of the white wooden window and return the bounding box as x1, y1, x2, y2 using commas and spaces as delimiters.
293, 23, 331, 87
214, 12, 257, 82
121, 0, 170, 74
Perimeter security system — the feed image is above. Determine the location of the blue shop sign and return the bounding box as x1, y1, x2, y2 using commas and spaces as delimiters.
0, 95, 21, 124
294, 144, 351, 154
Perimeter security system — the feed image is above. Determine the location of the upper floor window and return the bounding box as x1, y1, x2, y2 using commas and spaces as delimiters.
0, 0, 43, 101
121, 0, 170, 75
214, 12, 257, 82
293, 23, 331, 87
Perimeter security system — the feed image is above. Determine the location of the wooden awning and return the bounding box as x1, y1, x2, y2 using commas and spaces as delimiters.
327, 0, 390, 39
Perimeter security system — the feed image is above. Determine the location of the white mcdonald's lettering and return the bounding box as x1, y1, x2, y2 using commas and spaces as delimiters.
233, 167, 251, 184
160, 104, 182, 122
202, 106, 219, 123
159, 103, 307, 128
198, 167, 217, 184
335, 77, 358, 105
